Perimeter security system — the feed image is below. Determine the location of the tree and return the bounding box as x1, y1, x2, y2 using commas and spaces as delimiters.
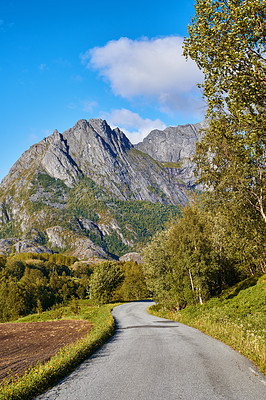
143, 229, 179, 306
115, 261, 149, 301
89, 261, 124, 304
5, 258, 25, 279
183, 0, 266, 224
169, 202, 222, 305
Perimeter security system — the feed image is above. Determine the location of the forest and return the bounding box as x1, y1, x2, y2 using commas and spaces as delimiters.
0, 252, 148, 322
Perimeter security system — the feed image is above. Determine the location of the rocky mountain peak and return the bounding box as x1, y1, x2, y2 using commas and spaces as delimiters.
88, 118, 110, 133
0, 117, 207, 260
135, 120, 208, 187
136, 120, 208, 164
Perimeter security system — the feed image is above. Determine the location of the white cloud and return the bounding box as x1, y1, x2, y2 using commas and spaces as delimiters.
103, 108, 166, 144
82, 36, 203, 115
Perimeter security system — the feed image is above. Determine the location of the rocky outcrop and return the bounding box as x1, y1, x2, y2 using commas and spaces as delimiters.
45, 225, 108, 259
119, 252, 143, 264
135, 120, 208, 186
0, 238, 53, 256
41, 130, 81, 187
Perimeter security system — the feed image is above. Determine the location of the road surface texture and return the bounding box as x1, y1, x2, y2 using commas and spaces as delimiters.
36, 301, 265, 400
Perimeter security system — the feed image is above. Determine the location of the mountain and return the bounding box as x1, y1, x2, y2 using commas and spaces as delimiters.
0, 118, 205, 260
135, 120, 208, 187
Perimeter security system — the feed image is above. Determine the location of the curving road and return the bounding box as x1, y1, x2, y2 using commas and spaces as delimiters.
37, 301, 265, 400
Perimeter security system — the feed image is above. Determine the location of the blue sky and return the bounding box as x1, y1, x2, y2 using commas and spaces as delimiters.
0, 0, 205, 182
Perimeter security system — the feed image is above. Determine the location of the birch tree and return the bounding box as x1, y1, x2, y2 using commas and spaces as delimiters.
183, 0, 266, 223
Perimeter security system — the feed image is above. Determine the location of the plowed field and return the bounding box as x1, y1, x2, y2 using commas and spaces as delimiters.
0, 320, 92, 382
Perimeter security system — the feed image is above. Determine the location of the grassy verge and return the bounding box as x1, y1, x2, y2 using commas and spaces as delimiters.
148, 274, 266, 374
0, 300, 120, 400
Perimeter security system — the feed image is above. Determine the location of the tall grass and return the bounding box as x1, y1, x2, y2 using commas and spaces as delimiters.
149, 274, 266, 374
0, 301, 119, 400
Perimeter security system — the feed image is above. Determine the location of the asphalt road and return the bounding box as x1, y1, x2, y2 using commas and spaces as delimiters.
37, 301, 265, 400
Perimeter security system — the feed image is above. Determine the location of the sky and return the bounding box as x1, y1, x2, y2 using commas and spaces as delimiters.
0, 0, 205, 182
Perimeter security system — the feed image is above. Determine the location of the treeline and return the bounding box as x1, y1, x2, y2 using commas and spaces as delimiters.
142, 195, 265, 310
0, 252, 148, 322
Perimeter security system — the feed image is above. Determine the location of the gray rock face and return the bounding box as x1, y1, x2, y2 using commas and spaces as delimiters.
0, 237, 53, 256
45, 225, 107, 260
57, 119, 187, 204
0, 118, 198, 204
41, 130, 81, 187
135, 120, 208, 186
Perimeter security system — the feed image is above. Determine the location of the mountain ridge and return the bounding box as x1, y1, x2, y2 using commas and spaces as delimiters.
0, 118, 205, 259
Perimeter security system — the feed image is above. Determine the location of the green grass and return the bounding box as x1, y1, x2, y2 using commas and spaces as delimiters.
0, 300, 120, 400
148, 274, 266, 374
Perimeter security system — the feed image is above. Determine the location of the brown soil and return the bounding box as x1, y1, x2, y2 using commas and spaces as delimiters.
0, 319, 93, 382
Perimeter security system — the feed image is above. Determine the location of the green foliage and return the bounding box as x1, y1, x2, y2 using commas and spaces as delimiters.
184, 0, 265, 118
149, 274, 266, 373
0, 220, 21, 239
36, 173, 68, 192
30, 173, 69, 199
0, 250, 149, 322
143, 229, 177, 305
10, 252, 77, 267
101, 231, 130, 258
0, 255, 6, 269
1, 171, 180, 259
64, 177, 180, 256
5, 259, 25, 279
0, 253, 86, 322
142, 195, 261, 310
160, 161, 182, 168
147, 185, 166, 198
65, 176, 102, 222
110, 198, 179, 248
115, 261, 149, 301
183, 0, 266, 225
89, 261, 124, 305
27, 175, 179, 258
0, 279, 28, 321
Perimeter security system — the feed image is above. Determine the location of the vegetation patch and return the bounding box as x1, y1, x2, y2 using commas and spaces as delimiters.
160, 161, 182, 169
0, 300, 119, 400
148, 274, 266, 374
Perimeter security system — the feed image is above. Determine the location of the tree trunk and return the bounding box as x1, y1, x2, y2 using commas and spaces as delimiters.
188, 269, 194, 292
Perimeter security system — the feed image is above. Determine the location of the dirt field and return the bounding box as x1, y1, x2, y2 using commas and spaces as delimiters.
0, 319, 93, 382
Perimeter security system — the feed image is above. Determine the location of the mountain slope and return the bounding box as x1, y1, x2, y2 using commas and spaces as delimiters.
0, 118, 203, 259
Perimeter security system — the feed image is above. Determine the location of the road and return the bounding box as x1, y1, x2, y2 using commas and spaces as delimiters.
37, 301, 265, 400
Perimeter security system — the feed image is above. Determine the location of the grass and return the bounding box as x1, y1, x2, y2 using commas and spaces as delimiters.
148, 274, 266, 374
0, 300, 120, 400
